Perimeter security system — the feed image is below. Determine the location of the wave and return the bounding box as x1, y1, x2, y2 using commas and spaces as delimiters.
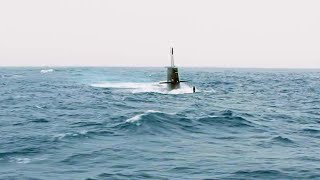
199, 110, 255, 128
232, 169, 287, 179
40, 69, 54, 73
271, 136, 295, 144
93, 172, 165, 179
117, 109, 257, 135
125, 110, 162, 123
198, 116, 254, 128
30, 118, 49, 123
71, 121, 104, 128
302, 128, 320, 134
91, 82, 194, 94
257, 135, 296, 148
116, 110, 197, 135
0, 74, 24, 79
2, 156, 47, 164
53, 131, 89, 141
35, 105, 43, 109
0, 147, 41, 158
9, 157, 31, 164
302, 128, 320, 138
52, 129, 114, 141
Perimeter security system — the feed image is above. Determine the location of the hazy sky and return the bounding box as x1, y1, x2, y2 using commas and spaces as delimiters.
0, 0, 319, 68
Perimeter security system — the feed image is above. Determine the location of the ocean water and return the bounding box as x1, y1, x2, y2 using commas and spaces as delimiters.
1, 67, 320, 180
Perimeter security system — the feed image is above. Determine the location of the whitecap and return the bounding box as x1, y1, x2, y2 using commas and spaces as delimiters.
1, 74, 24, 79
10, 157, 31, 164
79, 130, 88, 135
53, 130, 89, 140
35, 105, 43, 109
40, 69, 54, 73
126, 110, 161, 123
126, 114, 144, 123
53, 133, 68, 140
9, 156, 48, 164
126, 110, 160, 123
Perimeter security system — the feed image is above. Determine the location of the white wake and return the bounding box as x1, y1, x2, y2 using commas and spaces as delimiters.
91, 82, 195, 94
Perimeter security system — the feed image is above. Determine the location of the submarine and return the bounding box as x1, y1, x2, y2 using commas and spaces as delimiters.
160, 46, 189, 90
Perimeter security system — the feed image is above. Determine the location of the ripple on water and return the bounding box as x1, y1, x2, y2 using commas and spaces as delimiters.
52, 129, 115, 141
232, 169, 289, 179
302, 128, 320, 134
271, 136, 295, 144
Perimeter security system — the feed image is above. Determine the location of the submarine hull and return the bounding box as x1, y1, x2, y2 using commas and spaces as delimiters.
167, 82, 181, 90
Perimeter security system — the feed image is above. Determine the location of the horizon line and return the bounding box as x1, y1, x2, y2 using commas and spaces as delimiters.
0, 65, 320, 70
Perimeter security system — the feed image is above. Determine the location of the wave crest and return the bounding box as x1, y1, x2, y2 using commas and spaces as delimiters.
52, 129, 114, 141
271, 136, 295, 144
126, 110, 162, 124
116, 110, 196, 135
199, 110, 255, 128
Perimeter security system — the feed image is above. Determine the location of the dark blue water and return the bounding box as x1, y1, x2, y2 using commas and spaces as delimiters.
1, 67, 320, 179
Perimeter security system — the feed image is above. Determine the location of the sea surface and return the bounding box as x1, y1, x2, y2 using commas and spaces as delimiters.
1, 67, 320, 180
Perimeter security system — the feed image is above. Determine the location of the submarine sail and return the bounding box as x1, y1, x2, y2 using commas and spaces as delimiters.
160, 46, 181, 90
167, 46, 180, 89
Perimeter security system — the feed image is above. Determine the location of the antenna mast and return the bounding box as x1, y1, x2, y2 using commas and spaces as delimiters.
170, 46, 174, 67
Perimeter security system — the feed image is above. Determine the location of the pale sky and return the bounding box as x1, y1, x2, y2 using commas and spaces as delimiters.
0, 0, 319, 68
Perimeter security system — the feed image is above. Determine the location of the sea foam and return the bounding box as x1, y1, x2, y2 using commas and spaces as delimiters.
40, 69, 54, 73
91, 82, 194, 94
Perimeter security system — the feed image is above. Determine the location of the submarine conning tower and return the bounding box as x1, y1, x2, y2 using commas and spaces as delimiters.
166, 46, 180, 89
